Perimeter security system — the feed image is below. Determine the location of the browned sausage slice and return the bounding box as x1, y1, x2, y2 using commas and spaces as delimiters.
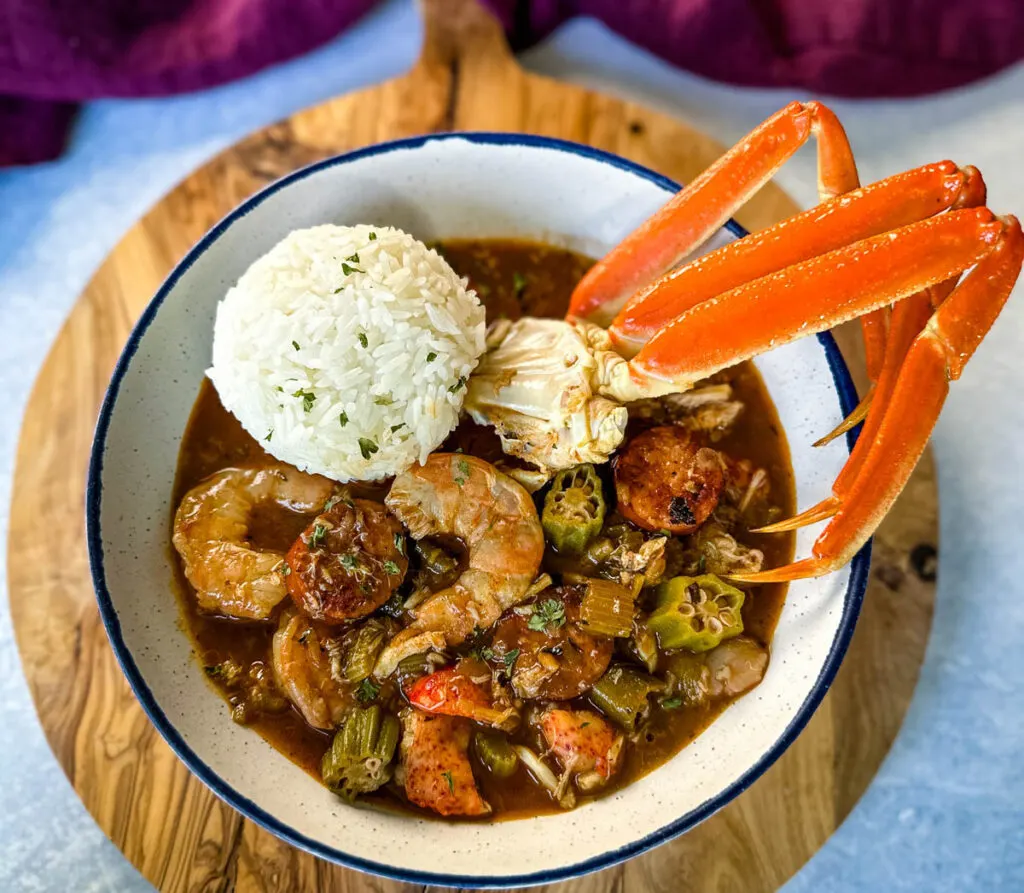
285, 497, 407, 623
613, 426, 724, 534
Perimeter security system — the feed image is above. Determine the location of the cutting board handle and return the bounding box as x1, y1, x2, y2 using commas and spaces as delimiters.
417, 0, 515, 69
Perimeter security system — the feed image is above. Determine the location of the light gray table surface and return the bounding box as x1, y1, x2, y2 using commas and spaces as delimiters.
1, 2, 1022, 890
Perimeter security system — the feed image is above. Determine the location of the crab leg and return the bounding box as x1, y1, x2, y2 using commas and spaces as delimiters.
630, 208, 1006, 385
609, 162, 986, 355
568, 101, 860, 328
760, 277, 958, 532
732, 216, 1023, 582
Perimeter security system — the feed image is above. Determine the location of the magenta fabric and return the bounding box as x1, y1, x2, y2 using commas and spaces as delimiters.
2, 0, 1022, 168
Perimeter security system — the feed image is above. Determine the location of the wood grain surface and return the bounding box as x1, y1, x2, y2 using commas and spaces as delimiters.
7, 1, 939, 890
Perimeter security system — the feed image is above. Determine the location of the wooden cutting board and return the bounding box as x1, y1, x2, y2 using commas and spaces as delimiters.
7, 1, 939, 890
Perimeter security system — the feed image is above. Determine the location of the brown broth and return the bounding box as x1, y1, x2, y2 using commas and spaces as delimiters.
171, 237, 795, 820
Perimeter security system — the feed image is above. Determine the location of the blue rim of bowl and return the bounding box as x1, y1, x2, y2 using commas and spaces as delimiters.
86, 131, 870, 889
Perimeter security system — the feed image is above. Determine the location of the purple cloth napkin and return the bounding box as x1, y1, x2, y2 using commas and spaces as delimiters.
2, 0, 1022, 167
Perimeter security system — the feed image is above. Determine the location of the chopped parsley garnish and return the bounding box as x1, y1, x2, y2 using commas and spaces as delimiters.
357, 332, 368, 348
333, 285, 344, 294
264, 429, 273, 442
426, 351, 437, 362
448, 376, 466, 394
339, 553, 358, 570
292, 340, 300, 351
662, 696, 683, 710
338, 411, 348, 427
359, 437, 379, 460
473, 645, 495, 662
309, 523, 328, 549
293, 389, 316, 413
383, 559, 400, 575
341, 262, 359, 276
374, 395, 392, 405
323, 493, 352, 512
503, 648, 520, 671
512, 271, 527, 298
453, 457, 470, 487
527, 598, 566, 633
368, 232, 377, 241
345, 253, 360, 263
356, 679, 380, 703
391, 423, 405, 432
441, 770, 455, 794
394, 533, 405, 555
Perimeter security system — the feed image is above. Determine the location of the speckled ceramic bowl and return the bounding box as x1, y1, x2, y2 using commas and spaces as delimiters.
87, 134, 869, 888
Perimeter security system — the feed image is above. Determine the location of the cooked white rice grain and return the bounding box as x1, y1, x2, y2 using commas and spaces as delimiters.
208, 224, 486, 481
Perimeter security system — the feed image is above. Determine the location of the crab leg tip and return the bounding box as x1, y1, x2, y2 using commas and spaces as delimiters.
727, 557, 833, 584
814, 391, 873, 448
753, 499, 840, 534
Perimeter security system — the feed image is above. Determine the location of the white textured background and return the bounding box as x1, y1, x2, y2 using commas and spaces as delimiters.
0, 1, 1022, 890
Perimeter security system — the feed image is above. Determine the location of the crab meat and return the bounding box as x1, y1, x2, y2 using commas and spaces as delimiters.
463, 317, 681, 474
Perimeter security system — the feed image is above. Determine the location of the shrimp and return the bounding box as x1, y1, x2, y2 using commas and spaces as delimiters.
375, 454, 544, 676
173, 465, 334, 620
398, 709, 491, 817
271, 608, 354, 730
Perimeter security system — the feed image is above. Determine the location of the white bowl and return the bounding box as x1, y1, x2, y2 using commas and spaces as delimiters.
87, 134, 869, 887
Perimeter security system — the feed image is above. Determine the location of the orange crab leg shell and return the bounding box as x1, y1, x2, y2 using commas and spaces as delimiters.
631, 208, 1004, 385
733, 216, 1023, 582
610, 161, 981, 356
568, 101, 858, 326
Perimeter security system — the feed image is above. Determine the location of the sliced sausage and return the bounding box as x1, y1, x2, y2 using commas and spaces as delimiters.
613, 426, 724, 534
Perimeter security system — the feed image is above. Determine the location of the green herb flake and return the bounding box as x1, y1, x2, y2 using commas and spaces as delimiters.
453, 456, 470, 487
341, 262, 360, 276
441, 770, 455, 794
204, 665, 226, 681
339, 553, 358, 571
309, 523, 328, 549
527, 598, 566, 633
368, 232, 377, 241
293, 389, 316, 413
426, 352, 437, 362
358, 332, 369, 349
383, 559, 400, 575
358, 437, 379, 460
345, 253, 360, 263
356, 679, 380, 703
333, 285, 344, 294
292, 340, 300, 351
391, 423, 405, 432
374, 395, 393, 406
448, 376, 466, 394
512, 271, 527, 297
264, 429, 273, 442
580, 721, 591, 728
338, 411, 349, 427
394, 533, 405, 555
503, 648, 520, 671
662, 697, 683, 710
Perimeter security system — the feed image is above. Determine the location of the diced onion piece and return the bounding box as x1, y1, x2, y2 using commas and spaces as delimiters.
513, 745, 576, 809
580, 578, 635, 637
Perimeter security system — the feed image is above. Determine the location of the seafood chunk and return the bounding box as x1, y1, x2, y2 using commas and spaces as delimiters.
173, 465, 333, 619
285, 496, 407, 623
399, 710, 491, 817
614, 426, 724, 534
404, 663, 519, 731
537, 707, 624, 791
375, 454, 544, 676
271, 609, 353, 729
489, 588, 612, 700
664, 636, 769, 707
